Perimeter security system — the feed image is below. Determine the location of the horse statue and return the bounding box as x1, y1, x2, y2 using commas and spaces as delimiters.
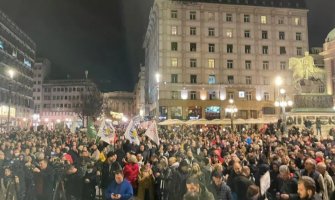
289, 52, 325, 92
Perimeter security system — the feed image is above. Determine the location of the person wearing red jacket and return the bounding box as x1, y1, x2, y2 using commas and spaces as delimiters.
123, 155, 139, 194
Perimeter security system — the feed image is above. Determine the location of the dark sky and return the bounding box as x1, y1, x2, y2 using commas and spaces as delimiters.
0, 0, 334, 92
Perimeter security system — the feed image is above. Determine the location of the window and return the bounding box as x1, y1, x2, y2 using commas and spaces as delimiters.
12, 49, 17, 57
296, 32, 302, 41
226, 13, 232, 22
227, 60, 234, 69
278, 17, 284, 24
280, 46, 286, 55
245, 45, 251, 54
280, 61, 286, 70
261, 16, 267, 24
297, 47, 303, 56
0, 40, 3, 49
244, 30, 250, 38
227, 92, 234, 99
208, 28, 215, 36
294, 17, 301, 25
319, 85, 325, 93
190, 91, 197, 100
190, 11, 196, 20
171, 10, 177, 18
171, 26, 177, 35
279, 32, 285, 40
208, 59, 215, 68
263, 61, 269, 70
226, 30, 232, 38
262, 31, 268, 39
171, 91, 179, 99
171, 74, 178, 83
190, 75, 197, 83
209, 44, 215, 52
190, 59, 197, 68
227, 44, 233, 53
171, 42, 178, 51
208, 75, 216, 84
246, 76, 252, 84
262, 46, 268, 54
244, 14, 250, 23
171, 58, 178, 67
246, 91, 252, 100
228, 75, 234, 84
263, 77, 269, 85
264, 92, 270, 101
190, 27, 196, 35
190, 43, 197, 52
208, 12, 215, 20
245, 60, 251, 70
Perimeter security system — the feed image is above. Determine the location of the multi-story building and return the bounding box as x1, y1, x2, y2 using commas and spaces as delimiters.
143, 0, 308, 121
134, 66, 146, 116
103, 92, 135, 119
0, 10, 35, 129
322, 28, 335, 98
33, 58, 51, 114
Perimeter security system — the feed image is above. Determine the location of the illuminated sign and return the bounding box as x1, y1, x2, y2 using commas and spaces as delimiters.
0, 106, 16, 117
239, 91, 245, 98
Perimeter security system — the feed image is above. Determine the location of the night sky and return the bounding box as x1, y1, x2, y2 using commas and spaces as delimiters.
0, 0, 334, 92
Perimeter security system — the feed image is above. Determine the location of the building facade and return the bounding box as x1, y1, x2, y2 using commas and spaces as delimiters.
0, 10, 35, 129
33, 58, 51, 114
134, 66, 146, 116
322, 28, 335, 98
103, 92, 135, 119
143, 0, 308, 120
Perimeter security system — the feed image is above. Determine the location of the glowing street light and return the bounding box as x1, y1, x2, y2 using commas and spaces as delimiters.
225, 99, 238, 132
274, 88, 293, 122
275, 76, 283, 86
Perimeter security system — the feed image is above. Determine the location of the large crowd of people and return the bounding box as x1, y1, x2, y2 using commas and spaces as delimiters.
1, 123, 335, 200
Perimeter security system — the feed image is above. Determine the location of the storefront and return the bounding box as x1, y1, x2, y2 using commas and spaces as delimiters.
205, 106, 220, 120
188, 106, 202, 119
170, 106, 182, 119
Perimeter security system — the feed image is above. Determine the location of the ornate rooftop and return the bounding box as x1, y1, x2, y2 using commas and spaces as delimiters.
326, 28, 335, 43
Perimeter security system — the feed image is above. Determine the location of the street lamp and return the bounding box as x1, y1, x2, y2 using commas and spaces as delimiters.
274, 88, 293, 122
225, 99, 238, 132
7, 69, 15, 132
274, 76, 282, 101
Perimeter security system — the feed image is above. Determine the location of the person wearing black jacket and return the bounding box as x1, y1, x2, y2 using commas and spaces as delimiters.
64, 165, 83, 200
100, 151, 122, 200
33, 159, 55, 200
82, 163, 98, 200
233, 166, 254, 200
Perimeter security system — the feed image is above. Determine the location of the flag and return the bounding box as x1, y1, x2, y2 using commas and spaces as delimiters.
144, 121, 159, 145
124, 120, 140, 145
87, 117, 97, 139
139, 121, 152, 129
98, 119, 115, 144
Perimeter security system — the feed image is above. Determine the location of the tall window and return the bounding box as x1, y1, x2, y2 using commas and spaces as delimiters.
209, 44, 215, 52
171, 91, 179, 99
261, 16, 267, 24
244, 30, 250, 38
190, 27, 196, 35
190, 43, 197, 52
264, 92, 270, 101
171, 42, 178, 51
190, 11, 196, 20
246, 76, 252, 84
208, 28, 215, 36
262, 31, 268, 39
208, 75, 216, 84
171, 26, 177, 35
245, 60, 251, 70
278, 17, 284, 24
262, 46, 268, 54
296, 32, 302, 41
171, 10, 178, 18
226, 30, 232, 38
280, 47, 286, 55
297, 47, 303, 56
244, 14, 250, 23
227, 60, 233, 69
171, 74, 178, 83
263, 61, 269, 70
171, 58, 178, 67
208, 59, 215, 68
294, 17, 301, 25
228, 76, 234, 84
190, 91, 197, 100
246, 91, 252, 100
280, 62, 286, 70
227, 44, 233, 53
190, 75, 197, 84
279, 32, 285, 40
227, 92, 234, 99
245, 45, 251, 54
226, 13, 232, 22
190, 59, 197, 68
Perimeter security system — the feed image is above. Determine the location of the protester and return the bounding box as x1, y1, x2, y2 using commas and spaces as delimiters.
105, 170, 133, 200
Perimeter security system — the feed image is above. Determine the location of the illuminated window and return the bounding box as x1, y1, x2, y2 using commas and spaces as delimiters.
12, 49, 17, 57
171, 58, 178, 67
208, 28, 215, 36
294, 17, 301, 25
24, 58, 32, 68
261, 16, 267, 24
171, 26, 177, 35
171, 10, 178, 18
245, 60, 251, 70
227, 60, 233, 69
208, 59, 215, 68
226, 13, 232, 22
0, 40, 3, 49
208, 75, 216, 84
226, 30, 232, 38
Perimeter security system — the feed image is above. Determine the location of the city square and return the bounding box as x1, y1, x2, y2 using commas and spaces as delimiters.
0, 0, 335, 199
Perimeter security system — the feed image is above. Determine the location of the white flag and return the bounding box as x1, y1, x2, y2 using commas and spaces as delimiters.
98, 119, 115, 144
144, 121, 159, 145
124, 120, 140, 145
260, 171, 270, 195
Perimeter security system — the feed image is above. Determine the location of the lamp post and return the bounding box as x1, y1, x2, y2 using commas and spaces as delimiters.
7, 69, 15, 133
274, 76, 283, 100
274, 88, 293, 122
225, 99, 238, 132
155, 73, 160, 119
